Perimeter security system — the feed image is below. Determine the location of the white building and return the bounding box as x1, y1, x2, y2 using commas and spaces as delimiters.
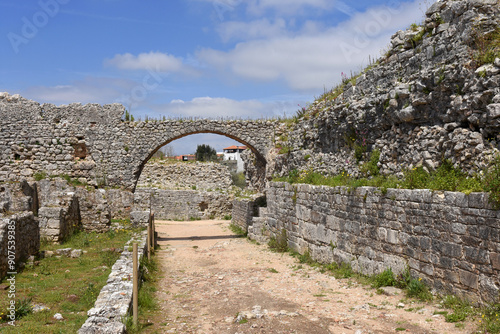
221, 145, 247, 173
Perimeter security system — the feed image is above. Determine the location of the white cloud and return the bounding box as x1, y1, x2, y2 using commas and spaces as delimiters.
197, 1, 426, 92
23, 77, 136, 105
161, 96, 266, 118
247, 0, 333, 15
105, 51, 198, 75
217, 18, 287, 42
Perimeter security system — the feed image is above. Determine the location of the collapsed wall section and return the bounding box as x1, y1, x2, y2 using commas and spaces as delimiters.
252, 182, 500, 303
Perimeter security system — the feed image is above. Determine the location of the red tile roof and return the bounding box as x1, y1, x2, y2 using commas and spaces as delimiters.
223, 145, 247, 150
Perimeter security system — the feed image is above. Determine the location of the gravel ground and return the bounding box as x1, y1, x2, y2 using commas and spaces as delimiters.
144, 220, 478, 334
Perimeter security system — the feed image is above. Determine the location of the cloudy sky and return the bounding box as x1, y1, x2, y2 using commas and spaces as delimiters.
0, 0, 431, 154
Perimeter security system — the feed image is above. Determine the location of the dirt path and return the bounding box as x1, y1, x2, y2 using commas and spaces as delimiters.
145, 220, 477, 334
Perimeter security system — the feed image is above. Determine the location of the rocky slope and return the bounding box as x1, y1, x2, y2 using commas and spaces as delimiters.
271, 0, 500, 179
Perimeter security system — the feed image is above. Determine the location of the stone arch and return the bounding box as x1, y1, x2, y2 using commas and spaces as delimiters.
132, 129, 268, 192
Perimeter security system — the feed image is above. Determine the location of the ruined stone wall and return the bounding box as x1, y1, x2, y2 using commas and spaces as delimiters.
0, 212, 39, 279
232, 199, 257, 231
254, 182, 500, 303
271, 0, 500, 179
0, 93, 276, 191
137, 161, 233, 191
134, 188, 233, 221
38, 195, 80, 242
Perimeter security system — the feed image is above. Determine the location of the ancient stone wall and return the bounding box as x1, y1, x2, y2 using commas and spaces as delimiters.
232, 199, 257, 231
0, 180, 38, 214
78, 231, 147, 334
252, 182, 500, 303
38, 195, 80, 242
0, 212, 39, 279
37, 178, 134, 232
134, 188, 233, 221
271, 0, 500, 179
137, 160, 233, 191
0, 92, 276, 191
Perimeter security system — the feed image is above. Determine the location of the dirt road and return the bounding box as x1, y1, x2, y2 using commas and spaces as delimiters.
145, 220, 476, 333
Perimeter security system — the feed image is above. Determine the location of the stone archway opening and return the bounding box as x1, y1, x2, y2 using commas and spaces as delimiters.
131, 131, 267, 223
133, 130, 268, 193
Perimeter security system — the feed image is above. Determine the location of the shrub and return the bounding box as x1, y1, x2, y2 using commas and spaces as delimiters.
361, 149, 380, 177
406, 278, 433, 301
372, 268, 396, 288
231, 172, 246, 189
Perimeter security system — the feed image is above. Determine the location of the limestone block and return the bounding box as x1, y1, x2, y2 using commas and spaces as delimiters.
459, 270, 478, 289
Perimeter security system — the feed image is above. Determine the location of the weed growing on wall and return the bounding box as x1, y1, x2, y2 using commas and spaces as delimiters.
483, 154, 500, 209
268, 228, 288, 253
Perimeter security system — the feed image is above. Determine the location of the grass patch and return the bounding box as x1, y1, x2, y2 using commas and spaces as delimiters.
0, 228, 138, 333
228, 224, 247, 237
441, 295, 474, 323
274, 158, 494, 204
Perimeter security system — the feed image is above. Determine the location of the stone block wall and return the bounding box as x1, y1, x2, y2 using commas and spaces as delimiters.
0, 180, 38, 214
0, 212, 39, 279
137, 161, 233, 191
38, 194, 80, 242
37, 178, 134, 232
0, 93, 275, 191
134, 188, 233, 221
232, 199, 256, 231
254, 182, 500, 303
106, 189, 134, 220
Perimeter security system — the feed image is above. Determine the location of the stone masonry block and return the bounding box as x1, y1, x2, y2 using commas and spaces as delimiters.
459, 270, 478, 289
38, 206, 63, 219
490, 252, 500, 270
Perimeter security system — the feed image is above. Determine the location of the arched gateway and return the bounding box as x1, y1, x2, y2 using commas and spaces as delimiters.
0, 96, 278, 190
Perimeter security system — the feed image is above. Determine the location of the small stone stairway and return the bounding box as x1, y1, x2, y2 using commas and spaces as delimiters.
247, 206, 271, 243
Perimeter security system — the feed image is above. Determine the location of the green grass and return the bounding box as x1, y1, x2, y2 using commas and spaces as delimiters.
228, 223, 247, 237
274, 157, 496, 203
0, 228, 138, 333
124, 256, 162, 333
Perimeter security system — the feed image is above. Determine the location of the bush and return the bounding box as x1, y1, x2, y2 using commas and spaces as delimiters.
372, 268, 396, 288
231, 172, 246, 189
406, 277, 433, 301
360, 149, 380, 177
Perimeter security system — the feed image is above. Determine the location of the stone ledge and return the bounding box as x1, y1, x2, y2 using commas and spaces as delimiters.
78, 230, 147, 334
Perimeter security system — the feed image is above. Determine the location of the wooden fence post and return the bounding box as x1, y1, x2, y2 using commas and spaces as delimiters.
132, 243, 138, 327
147, 219, 151, 260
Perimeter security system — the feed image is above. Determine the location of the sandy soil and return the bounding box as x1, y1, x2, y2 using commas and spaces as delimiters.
144, 220, 478, 334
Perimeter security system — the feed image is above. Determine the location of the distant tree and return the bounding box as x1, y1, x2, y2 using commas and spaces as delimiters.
152, 144, 175, 159
195, 144, 217, 162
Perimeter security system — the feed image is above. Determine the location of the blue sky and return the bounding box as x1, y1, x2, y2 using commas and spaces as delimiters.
0, 0, 432, 154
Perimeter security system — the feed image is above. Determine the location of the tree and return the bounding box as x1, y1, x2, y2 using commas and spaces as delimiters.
152, 144, 175, 159
195, 144, 217, 162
